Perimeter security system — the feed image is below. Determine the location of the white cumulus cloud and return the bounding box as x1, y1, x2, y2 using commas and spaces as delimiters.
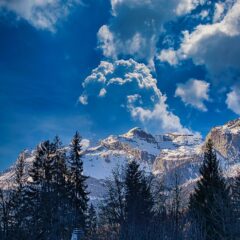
226, 86, 240, 115
97, 0, 206, 65
158, 48, 178, 65
0, 0, 82, 31
175, 79, 210, 111
160, 0, 240, 81
79, 59, 191, 133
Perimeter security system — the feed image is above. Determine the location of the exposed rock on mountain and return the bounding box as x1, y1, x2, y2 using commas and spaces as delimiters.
206, 119, 240, 162
1, 119, 240, 200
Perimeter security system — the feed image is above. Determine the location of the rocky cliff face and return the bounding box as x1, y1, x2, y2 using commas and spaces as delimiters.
206, 119, 240, 162
1, 119, 240, 200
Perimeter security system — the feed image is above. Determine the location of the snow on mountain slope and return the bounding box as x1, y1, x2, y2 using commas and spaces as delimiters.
82, 127, 161, 179
207, 119, 240, 162
1, 119, 240, 200
152, 134, 203, 187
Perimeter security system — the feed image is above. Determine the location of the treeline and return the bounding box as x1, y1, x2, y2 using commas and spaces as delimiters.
0, 136, 240, 240
96, 139, 240, 240
0, 132, 90, 240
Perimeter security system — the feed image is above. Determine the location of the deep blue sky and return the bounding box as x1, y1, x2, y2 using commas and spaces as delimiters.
0, 0, 239, 170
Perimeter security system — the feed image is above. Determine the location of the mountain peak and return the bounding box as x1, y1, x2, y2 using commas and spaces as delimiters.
124, 127, 144, 136
224, 118, 240, 131
122, 127, 156, 141
212, 118, 240, 135
206, 118, 240, 160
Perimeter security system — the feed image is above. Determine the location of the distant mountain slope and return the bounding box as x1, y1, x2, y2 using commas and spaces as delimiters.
1, 119, 240, 200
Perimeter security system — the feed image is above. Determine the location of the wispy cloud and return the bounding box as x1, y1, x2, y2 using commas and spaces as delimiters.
175, 79, 210, 112
0, 0, 83, 31
226, 86, 240, 115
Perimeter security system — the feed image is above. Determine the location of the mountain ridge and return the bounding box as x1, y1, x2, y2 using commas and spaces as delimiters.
1, 119, 240, 201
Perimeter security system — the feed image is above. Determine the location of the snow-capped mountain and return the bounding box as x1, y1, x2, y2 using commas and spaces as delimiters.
82, 127, 161, 179
1, 119, 240, 200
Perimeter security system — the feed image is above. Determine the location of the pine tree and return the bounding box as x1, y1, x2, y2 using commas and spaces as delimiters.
122, 160, 153, 240
51, 136, 71, 239
0, 188, 13, 240
100, 166, 125, 226
69, 132, 89, 232
99, 166, 125, 239
151, 177, 168, 239
189, 139, 231, 240
140, 176, 154, 223
87, 204, 97, 239
152, 177, 167, 217
170, 171, 183, 240
124, 161, 143, 226
10, 152, 27, 238
231, 171, 240, 238
27, 141, 56, 239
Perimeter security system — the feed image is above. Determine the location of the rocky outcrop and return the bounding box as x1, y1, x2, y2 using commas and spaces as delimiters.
206, 119, 240, 162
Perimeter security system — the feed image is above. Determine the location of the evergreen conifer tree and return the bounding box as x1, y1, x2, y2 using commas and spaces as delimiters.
10, 152, 27, 238
99, 166, 125, 239
100, 166, 125, 227
69, 132, 89, 232
51, 136, 70, 239
122, 160, 153, 240
151, 178, 168, 239
231, 171, 240, 238
27, 141, 55, 239
189, 139, 231, 240
170, 171, 183, 240
87, 204, 97, 239
0, 188, 13, 240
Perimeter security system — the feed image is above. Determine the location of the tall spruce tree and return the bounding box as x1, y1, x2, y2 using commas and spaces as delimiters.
0, 188, 13, 240
27, 141, 56, 239
151, 178, 168, 239
51, 136, 71, 239
10, 152, 27, 239
231, 171, 240, 238
100, 166, 125, 227
189, 139, 231, 240
122, 160, 153, 240
87, 204, 97, 239
69, 132, 89, 232
170, 171, 183, 240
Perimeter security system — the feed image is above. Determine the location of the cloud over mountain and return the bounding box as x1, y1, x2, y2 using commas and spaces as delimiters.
79, 59, 190, 133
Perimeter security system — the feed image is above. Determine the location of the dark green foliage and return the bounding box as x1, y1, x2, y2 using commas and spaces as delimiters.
2, 135, 240, 240
170, 171, 184, 240
98, 166, 125, 239
0, 189, 13, 240
0, 134, 90, 239
27, 140, 57, 239
10, 152, 28, 239
51, 136, 70, 239
231, 171, 240, 238
121, 161, 154, 240
100, 166, 125, 226
69, 131, 89, 231
189, 139, 231, 240
86, 204, 98, 239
